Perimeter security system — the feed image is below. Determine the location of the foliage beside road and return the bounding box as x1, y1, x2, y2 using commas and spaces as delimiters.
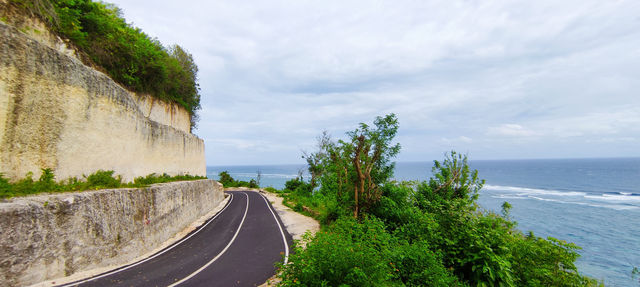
0, 169, 205, 199
274, 114, 600, 287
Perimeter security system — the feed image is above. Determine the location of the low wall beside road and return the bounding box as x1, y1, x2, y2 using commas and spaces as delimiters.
0, 179, 224, 286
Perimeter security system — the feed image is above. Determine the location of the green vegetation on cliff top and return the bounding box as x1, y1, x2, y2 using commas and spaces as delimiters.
272, 114, 601, 287
7, 0, 201, 130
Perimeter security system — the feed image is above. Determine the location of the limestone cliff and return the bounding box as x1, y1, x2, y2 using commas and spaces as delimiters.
0, 19, 206, 181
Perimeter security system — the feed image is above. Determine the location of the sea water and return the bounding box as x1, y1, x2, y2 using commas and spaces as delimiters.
208, 158, 640, 286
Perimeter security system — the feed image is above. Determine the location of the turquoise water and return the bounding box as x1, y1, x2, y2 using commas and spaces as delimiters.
207, 158, 640, 286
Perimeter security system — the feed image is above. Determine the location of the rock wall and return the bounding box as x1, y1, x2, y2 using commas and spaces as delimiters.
0, 22, 205, 182
133, 93, 191, 134
0, 3, 191, 134
0, 179, 224, 286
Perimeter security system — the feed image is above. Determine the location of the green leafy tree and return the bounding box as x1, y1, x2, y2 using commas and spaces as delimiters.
419, 151, 484, 207
307, 114, 400, 218
302, 131, 332, 191
167, 44, 201, 131
217, 171, 235, 186
345, 114, 401, 218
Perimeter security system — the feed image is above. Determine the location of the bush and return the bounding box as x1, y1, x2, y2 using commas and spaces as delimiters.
391, 241, 459, 287
216, 171, 260, 188
284, 177, 304, 192
86, 170, 121, 188
511, 233, 599, 286
411, 152, 598, 286
217, 171, 235, 186
279, 216, 460, 287
12, 172, 36, 196
0, 173, 13, 198
279, 217, 395, 287
35, 168, 56, 192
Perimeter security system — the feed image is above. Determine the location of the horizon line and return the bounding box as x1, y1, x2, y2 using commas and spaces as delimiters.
206, 156, 640, 167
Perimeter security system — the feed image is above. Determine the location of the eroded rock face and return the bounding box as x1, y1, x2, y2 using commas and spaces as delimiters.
0, 22, 205, 181
0, 180, 224, 286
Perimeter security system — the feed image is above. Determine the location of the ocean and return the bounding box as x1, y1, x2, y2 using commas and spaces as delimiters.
207, 158, 640, 286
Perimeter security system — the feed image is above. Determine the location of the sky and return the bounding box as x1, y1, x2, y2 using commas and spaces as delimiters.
107, 0, 640, 166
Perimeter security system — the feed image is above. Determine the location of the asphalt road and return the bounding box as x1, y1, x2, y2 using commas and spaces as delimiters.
60, 190, 292, 287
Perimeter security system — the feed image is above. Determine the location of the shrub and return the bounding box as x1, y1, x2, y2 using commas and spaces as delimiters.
35, 168, 56, 192
12, 172, 36, 196
0, 173, 13, 198
217, 171, 235, 186
279, 217, 395, 287
216, 171, 260, 188
86, 170, 121, 188
511, 233, 599, 286
390, 241, 459, 287
284, 177, 304, 192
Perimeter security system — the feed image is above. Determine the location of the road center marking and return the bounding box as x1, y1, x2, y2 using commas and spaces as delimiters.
168, 192, 250, 287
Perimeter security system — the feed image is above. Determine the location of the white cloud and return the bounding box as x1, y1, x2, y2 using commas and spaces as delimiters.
487, 124, 538, 138
107, 0, 640, 164
440, 136, 474, 144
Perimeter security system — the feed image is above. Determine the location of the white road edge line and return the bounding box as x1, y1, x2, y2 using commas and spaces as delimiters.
168, 192, 250, 287
260, 193, 289, 264
59, 193, 235, 287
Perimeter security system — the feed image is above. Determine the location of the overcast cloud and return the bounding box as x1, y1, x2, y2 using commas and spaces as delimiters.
108, 0, 640, 165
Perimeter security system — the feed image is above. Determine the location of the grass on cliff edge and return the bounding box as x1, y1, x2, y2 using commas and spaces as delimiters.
0, 169, 206, 199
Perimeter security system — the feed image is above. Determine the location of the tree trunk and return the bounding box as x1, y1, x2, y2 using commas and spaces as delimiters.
353, 135, 366, 218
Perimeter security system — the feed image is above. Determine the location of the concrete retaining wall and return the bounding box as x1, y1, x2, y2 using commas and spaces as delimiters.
0, 179, 224, 286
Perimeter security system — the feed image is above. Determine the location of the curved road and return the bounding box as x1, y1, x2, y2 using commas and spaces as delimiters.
60, 190, 292, 287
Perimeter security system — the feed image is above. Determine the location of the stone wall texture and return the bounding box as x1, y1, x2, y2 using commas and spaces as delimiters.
0, 21, 205, 182
0, 179, 224, 286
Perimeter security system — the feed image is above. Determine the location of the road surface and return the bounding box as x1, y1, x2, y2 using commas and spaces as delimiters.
59, 190, 292, 287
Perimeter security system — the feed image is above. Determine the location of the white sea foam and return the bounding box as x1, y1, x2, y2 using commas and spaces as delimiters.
483, 185, 586, 197
584, 194, 640, 202
491, 195, 529, 200
525, 196, 638, 210
483, 185, 640, 210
